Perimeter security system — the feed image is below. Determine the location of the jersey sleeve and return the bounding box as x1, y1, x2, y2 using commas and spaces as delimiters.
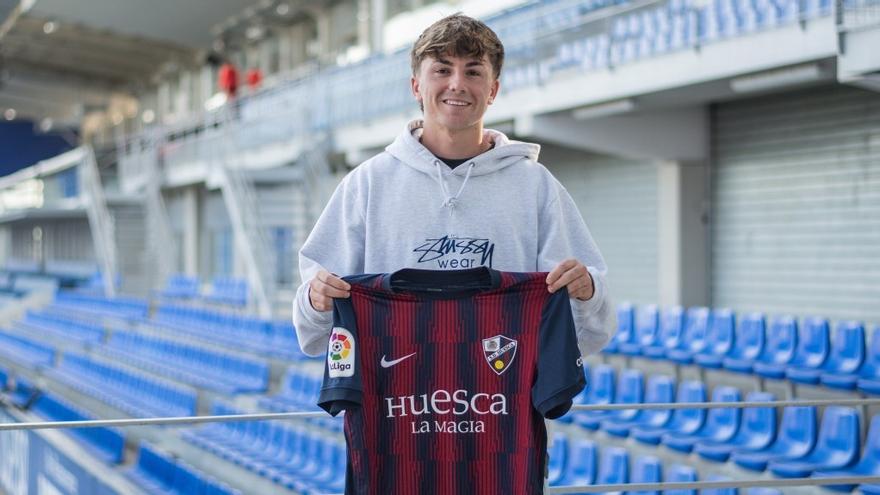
317, 296, 364, 416
531, 287, 587, 419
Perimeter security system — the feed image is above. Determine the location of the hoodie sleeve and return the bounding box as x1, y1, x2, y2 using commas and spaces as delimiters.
293, 171, 367, 357
537, 178, 617, 357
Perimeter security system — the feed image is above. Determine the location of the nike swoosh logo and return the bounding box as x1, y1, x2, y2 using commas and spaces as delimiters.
380, 352, 416, 368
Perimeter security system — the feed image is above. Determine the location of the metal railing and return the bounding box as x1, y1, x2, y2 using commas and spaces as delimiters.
78, 146, 117, 298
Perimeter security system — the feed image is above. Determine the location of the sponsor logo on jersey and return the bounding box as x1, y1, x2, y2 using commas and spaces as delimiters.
328, 327, 355, 378
380, 352, 416, 369
482, 335, 517, 375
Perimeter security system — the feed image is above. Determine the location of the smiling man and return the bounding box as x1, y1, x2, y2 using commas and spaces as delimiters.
294, 13, 614, 361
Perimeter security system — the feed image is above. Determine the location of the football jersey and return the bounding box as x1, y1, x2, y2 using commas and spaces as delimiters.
318, 267, 586, 495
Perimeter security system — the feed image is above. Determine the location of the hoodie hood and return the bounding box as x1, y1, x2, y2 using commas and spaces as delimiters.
386, 120, 542, 209
386, 120, 541, 177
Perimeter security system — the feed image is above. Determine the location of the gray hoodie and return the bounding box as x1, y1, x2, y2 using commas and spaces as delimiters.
294, 120, 615, 357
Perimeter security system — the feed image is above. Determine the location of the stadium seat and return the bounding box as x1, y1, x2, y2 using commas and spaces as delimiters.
547, 433, 569, 485
746, 489, 782, 495
598, 368, 645, 427
664, 464, 698, 495
694, 392, 776, 462
858, 327, 880, 395
551, 439, 597, 487
605, 302, 635, 353
753, 316, 798, 379
819, 321, 867, 389
630, 455, 662, 495
662, 386, 741, 453
768, 406, 860, 478
596, 446, 629, 493
862, 484, 880, 495
667, 307, 711, 364
632, 380, 706, 445
731, 406, 817, 471
694, 309, 736, 368
642, 306, 685, 359
620, 304, 659, 355
722, 313, 766, 373
0, 365, 8, 390
784, 317, 831, 384
812, 413, 880, 492
701, 475, 737, 495
602, 374, 674, 437
789, 320, 864, 386
574, 365, 616, 430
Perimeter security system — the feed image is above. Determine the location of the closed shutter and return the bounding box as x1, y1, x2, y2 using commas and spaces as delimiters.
711, 85, 880, 322
548, 153, 659, 305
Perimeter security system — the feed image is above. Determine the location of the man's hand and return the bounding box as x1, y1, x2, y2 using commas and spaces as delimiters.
308, 270, 351, 311
546, 259, 594, 301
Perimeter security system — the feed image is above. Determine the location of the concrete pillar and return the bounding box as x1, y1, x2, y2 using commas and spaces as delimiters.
370, 0, 386, 53
657, 160, 709, 307
182, 186, 199, 276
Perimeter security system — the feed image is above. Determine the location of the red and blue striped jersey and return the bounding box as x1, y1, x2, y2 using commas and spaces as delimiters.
318, 267, 586, 495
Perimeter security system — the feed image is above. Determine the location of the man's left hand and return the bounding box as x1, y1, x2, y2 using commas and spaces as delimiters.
546, 258, 594, 301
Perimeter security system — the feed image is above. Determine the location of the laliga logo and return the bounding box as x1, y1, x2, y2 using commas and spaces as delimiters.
328, 327, 355, 378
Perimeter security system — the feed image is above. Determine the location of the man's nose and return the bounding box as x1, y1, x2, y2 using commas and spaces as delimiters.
447, 71, 466, 92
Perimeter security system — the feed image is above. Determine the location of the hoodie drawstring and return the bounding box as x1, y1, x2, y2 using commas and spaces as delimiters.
434, 161, 475, 209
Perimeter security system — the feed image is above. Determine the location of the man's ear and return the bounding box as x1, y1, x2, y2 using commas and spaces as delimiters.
411, 75, 421, 102
488, 77, 500, 104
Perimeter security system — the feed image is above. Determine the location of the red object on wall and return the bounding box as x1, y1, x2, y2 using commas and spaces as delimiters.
218, 63, 239, 97
245, 68, 264, 90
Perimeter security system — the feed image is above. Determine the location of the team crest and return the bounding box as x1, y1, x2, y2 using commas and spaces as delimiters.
482, 335, 517, 375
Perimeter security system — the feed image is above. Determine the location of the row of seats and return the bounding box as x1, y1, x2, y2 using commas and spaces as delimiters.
99, 331, 269, 394
31, 392, 125, 464
546, 433, 781, 495
126, 442, 242, 495
0, 330, 55, 368
258, 366, 341, 432
18, 309, 104, 345
54, 292, 148, 320
158, 274, 249, 308
153, 304, 303, 360
180, 402, 345, 494
607, 304, 880, 393
558, 364, 880, 485
45, 352, 196, 418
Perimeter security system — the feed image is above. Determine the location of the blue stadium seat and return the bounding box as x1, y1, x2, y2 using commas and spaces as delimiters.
0, 365, 8, 390
32, 393, 125, 464
862, 484, 880, 495
857, 327, 880, 395
768, 406, 860, 478
7, 375, 39, 407
731, 406, 817, 471
694, 392, 776, 462
547, 433, 569, 485
753, 316, 798, 379
606, 302, 635, 353
723, 313, 766, 373
662, 386, 741, 453
630, 455, 662, 495
667, 307, 710, 364
746, 489, 782, 495
632, 380, 706, 445
701, 475, 737, 495
620, 304, 659, 355
0, 331, 55, 369
574, 365, 616, 430
813, 414, 880, 492
694, 309, 736, 368
599, 369, 645, 428
819, 321, 867, 389
552, 439, 597, 487
602, 374, 674, 437
784, 317, 831, 384
664, 464, 697, 495
642, 306, 685, 359
788, 320, 864, 386
596, 446, 629, 492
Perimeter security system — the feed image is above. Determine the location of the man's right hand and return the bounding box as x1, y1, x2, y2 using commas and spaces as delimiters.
308, 270, 351, 311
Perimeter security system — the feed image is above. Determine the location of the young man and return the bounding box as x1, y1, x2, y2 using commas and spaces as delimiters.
294, 13, 614, 358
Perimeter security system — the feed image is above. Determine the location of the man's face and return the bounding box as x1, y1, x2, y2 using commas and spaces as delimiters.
411, 53, 500, 133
